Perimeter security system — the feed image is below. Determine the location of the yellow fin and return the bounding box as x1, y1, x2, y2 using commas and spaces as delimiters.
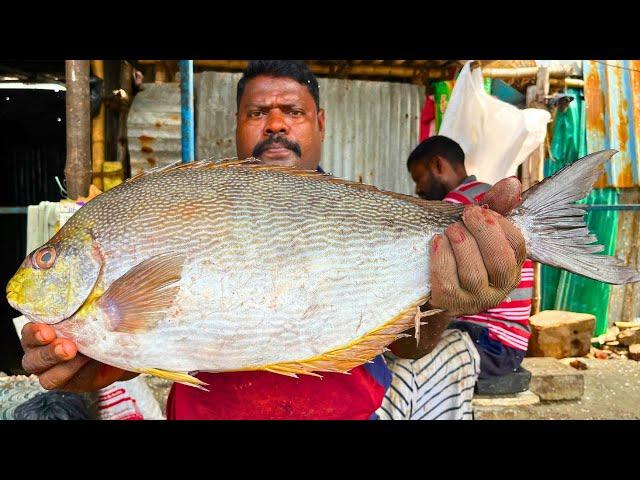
241, 297, 435, 378
140, 368, 209, 391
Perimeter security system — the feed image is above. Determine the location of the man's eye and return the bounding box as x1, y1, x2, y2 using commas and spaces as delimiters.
249, 111, 264, 118
289, 110, 304, 116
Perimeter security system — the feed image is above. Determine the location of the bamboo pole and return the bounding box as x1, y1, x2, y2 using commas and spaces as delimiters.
64, 60, 92, 199
524, 67, 550, 315
90, 60, 105, 190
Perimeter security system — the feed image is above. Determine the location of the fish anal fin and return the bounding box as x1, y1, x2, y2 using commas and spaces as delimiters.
247, 297, 434, 377
140, 368, 209, 391
98, 252, 186, 334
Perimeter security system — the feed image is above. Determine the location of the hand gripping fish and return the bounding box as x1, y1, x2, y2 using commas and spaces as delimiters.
7, 150, 640, 389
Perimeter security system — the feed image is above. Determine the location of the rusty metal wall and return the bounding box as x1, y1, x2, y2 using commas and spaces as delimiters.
584, 60, 640, 188
583, 61, 640, 323
608, 188, 640, 323
127, 83, 182, 176
195, 71, 424, 194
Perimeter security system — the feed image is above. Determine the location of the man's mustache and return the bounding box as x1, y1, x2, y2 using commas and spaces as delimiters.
252, 135, 302, 158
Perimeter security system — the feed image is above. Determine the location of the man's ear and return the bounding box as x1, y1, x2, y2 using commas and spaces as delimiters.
317, 109, 326, 139
432, 155, 446, 175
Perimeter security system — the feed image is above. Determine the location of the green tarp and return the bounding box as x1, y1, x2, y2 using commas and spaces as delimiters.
540, 88, 619, 336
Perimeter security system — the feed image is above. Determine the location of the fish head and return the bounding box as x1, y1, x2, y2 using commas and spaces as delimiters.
6, 229, 103, 324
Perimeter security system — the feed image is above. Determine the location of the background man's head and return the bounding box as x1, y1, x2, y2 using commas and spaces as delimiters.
406, 135, 467, 200
235, 60, 325, 170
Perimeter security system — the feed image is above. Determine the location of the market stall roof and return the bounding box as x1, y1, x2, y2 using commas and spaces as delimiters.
137, 59, 582, 89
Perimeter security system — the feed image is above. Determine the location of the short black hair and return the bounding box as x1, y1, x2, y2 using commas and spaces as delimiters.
236, 60, 320, 111
406, 135, 465, 170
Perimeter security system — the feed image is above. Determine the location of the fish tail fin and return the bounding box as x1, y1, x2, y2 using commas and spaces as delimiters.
509, 149, 640, 285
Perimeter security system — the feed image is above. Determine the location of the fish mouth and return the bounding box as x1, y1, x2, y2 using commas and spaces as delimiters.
6, 289, 19, 310
6, 288, 66, 324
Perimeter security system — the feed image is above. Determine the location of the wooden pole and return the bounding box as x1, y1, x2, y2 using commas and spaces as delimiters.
525, 67, 550, 315
101, 60, 132, 191
90, 60, 105, 190
64, 60, 92, 199
116, 61, 133, 167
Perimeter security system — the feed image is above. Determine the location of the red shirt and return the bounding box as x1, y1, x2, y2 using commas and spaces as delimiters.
166, 366, 388, 420
444, 176, 533, 351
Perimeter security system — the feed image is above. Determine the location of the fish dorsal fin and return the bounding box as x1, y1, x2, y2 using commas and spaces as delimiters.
235, 296, 437, 378
98, 252, 186, 334
123, 157, 253, 186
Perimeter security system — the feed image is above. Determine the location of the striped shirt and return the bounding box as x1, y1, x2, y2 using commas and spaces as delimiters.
377, 329, 480, 420
444, 176, 533, 352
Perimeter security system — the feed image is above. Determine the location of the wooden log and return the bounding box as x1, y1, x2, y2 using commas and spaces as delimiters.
528, 310, 596, 359
64, 60, 92, 199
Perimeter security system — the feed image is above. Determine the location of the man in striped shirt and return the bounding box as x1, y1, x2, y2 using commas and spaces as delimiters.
407, 135, 532, 378
376, 135, 532, 420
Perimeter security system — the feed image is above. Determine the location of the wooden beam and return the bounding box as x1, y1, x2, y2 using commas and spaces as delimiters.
482, 64, 574, 79
138, 60, 582, 85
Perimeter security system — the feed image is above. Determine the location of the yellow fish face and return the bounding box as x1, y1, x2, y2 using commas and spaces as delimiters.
6, 233, 103, 324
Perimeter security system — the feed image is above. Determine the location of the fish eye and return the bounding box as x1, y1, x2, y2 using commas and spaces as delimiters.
32, 246, 57, 270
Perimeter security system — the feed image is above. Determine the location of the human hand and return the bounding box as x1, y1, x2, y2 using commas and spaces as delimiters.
20, 322, 137, 392
429, 177, 527, 318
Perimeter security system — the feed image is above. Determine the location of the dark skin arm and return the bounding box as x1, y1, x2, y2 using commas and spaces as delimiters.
391, 177, 527, 359
20, 322, 138, 392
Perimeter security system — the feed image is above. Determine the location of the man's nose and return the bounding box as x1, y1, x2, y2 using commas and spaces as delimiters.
264, 110, 289, 135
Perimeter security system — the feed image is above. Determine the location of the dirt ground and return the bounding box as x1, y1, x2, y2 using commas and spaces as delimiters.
4, 357, 639, 420
475, 357, 640, 420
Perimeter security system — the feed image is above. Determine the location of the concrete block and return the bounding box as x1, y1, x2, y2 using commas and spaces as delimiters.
522, 357, 584, 400
472, 390, 540, 420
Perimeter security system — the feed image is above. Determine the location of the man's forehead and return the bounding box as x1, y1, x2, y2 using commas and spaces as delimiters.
240, 76, 315, 106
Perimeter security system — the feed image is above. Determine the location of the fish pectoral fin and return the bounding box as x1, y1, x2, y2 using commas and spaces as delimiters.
139, 368, 209, 391
98, 252, 186, 334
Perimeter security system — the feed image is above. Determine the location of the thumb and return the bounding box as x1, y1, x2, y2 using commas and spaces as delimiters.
481, 176, 522, 215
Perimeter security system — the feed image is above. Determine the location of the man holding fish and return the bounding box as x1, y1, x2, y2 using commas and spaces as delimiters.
17, 60, 536, 419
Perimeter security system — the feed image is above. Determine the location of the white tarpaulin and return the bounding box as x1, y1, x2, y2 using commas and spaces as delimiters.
439, 61, 551, 185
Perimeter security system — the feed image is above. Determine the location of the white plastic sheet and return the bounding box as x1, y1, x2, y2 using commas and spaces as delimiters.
439, 61, 551, 185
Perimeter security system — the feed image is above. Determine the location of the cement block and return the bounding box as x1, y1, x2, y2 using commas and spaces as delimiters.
522, 357, 584, 401
472, 390, 540, 420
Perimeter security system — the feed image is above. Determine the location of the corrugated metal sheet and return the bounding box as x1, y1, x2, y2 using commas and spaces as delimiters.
127, 83, 181, 176
584, 61, 640, 324
608, 188, 640, 323
196, 72, 242, 160
318, 78, 423, 195
195, 72, 424, 195
584, 60, 640, 188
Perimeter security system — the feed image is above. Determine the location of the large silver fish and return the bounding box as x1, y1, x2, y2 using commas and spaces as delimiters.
6, 151, 639, 388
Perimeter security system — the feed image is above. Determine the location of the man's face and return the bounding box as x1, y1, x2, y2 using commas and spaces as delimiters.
409, 161, 450, 201
236, 75, 325, 170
